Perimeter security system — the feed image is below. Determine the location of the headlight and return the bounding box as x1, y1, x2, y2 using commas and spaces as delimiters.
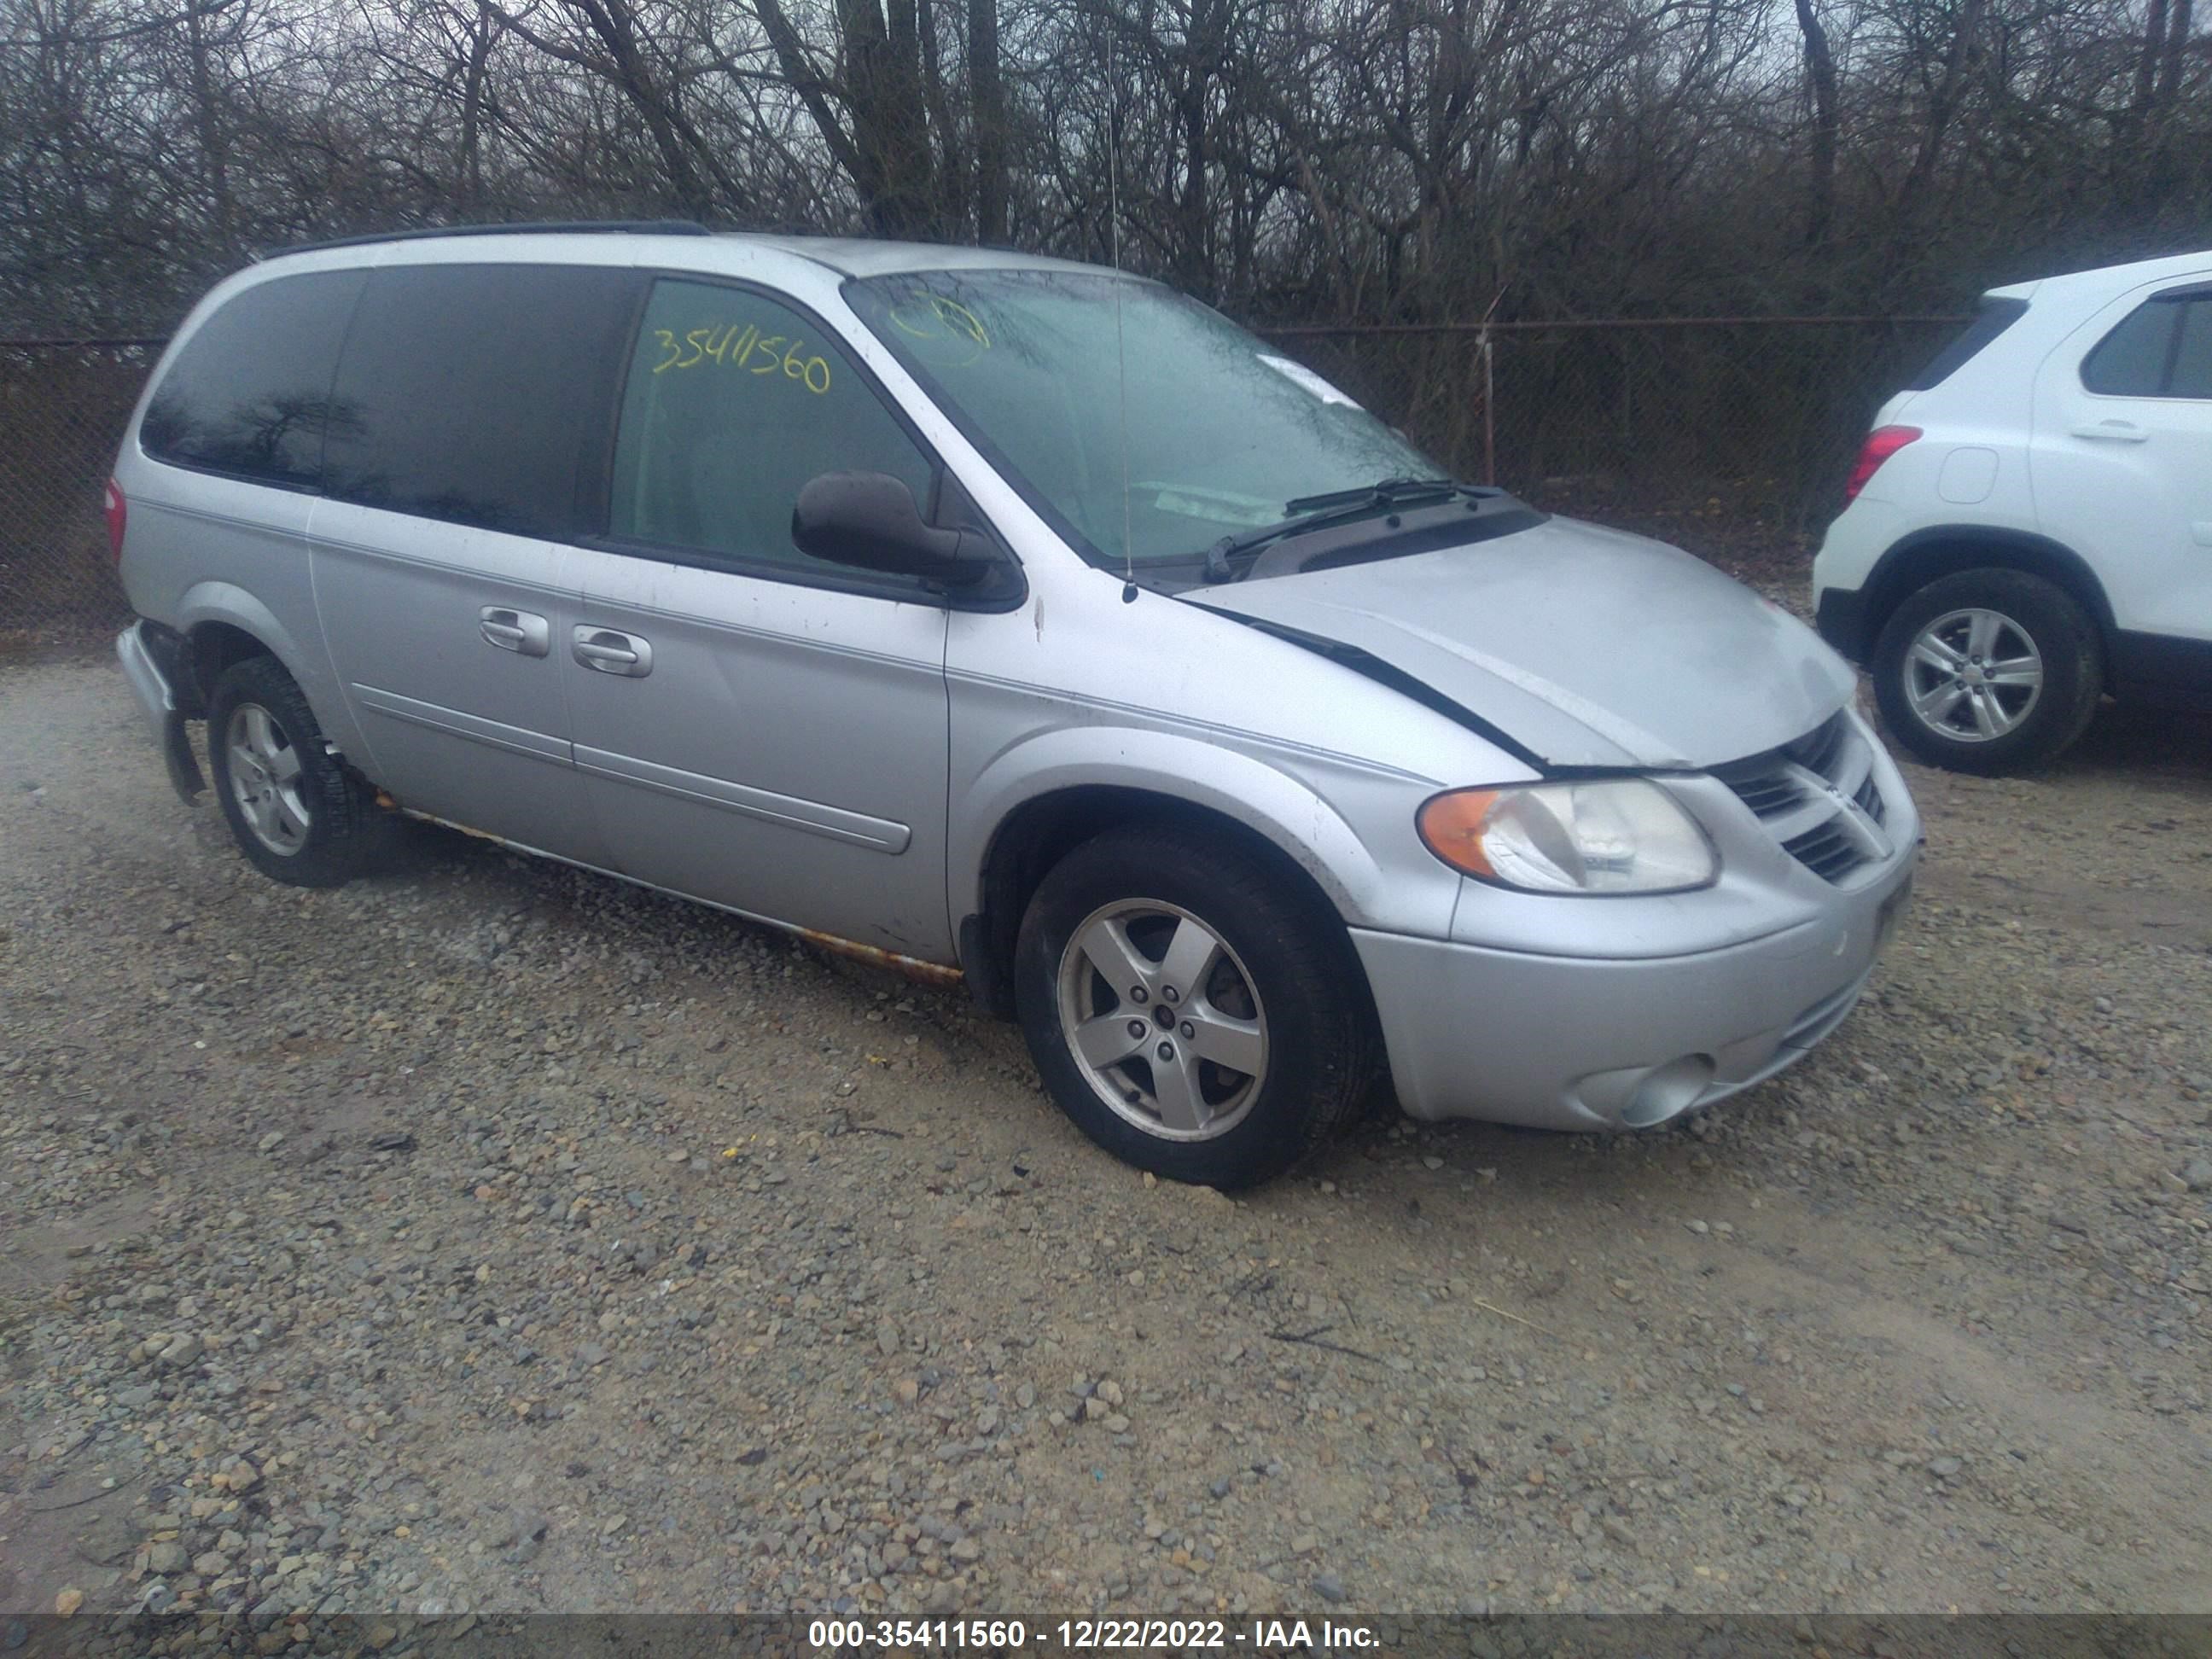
1417, 780, 1717, 895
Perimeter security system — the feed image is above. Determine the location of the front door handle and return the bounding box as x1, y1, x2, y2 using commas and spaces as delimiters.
2069, 419, 2148, 443
480, 607, 550, 656
573, 626, 652, 678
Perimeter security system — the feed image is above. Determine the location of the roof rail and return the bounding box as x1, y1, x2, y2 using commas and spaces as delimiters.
266, 219, 713, 258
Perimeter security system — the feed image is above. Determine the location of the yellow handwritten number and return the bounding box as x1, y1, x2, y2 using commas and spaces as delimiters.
652, 321, 830, 393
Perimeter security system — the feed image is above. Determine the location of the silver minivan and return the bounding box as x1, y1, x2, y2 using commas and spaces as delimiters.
112, 223, 1918, 1188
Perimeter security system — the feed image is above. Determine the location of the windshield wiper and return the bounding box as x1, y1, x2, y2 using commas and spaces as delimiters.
1200, 477, 1493, 582
1282, 476, 1464, 515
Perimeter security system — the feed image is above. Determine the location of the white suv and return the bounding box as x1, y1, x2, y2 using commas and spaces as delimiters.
1813, 248, 2212, 772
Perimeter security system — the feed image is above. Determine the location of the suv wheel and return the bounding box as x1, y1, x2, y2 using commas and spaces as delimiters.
207, 656, 381, 887
1871, 568, 2102, 774
1013, 825, 1377, 1190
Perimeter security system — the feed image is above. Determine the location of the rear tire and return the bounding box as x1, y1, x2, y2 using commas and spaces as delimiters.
1013, 825, 1377, 1190
207, 656, 380, 888
1871, 568, 2101, 775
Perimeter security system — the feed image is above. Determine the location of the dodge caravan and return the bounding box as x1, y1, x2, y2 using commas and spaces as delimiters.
113, 223, 1918, 1188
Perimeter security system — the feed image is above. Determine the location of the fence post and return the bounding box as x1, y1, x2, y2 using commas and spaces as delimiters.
1481, 331, 1496, 486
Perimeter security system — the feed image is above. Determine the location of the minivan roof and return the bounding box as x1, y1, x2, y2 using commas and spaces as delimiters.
270, 221, 1105, 281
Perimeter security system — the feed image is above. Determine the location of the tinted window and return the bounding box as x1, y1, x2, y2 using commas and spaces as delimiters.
608, 279, 936, 579
1901, 296, 2027, 393
2081, 299, 2180, 396
141, 271, 364, 486
323, 264, 640, 538
2168, 300, 2212, 399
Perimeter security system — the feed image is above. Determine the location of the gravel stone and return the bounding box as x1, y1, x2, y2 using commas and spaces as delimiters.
3, 658, 2209, 1617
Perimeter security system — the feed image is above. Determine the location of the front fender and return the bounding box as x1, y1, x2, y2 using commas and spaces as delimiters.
953, 724, 1458, 939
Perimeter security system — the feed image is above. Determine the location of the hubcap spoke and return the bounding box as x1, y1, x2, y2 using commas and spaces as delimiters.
1155, 917, 1220, 998
1071, 1012, 1149, 1070
265, 741, 303, 783
1968, 685, 2005, 737
1182, 1005, 1264, 1077
269, 793, 309, 844
1076, 916, 1155, 996
1984, 655, 2042, 690
1147, 1050, 1208, 1133
1911, 681, 1968, 723
242, 706, 279, 764
1911, 637, 1965, 674
1965, 610, 2001, 661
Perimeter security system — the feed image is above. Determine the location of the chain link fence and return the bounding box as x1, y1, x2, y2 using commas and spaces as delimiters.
0, 339, 160, 643
0, 317, 1962, 637
1256, 315, 1963, 583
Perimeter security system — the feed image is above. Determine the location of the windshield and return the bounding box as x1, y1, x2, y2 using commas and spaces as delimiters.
846, 270, 1441, 568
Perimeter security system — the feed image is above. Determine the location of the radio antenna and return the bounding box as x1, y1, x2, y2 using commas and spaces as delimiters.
1108, 26, 1136, 603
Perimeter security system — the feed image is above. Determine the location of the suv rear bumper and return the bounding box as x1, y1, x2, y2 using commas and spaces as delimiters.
116, 621, 205, 800
1350, 848, 1916, 1131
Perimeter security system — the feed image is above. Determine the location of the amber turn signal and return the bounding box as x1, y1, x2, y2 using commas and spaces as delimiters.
1417, 789, 1504, 878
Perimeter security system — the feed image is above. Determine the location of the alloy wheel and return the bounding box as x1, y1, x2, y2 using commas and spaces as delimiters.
1903, 607, 2044, 742
1054, 899, 1268, 1141
224, 702, 311, 854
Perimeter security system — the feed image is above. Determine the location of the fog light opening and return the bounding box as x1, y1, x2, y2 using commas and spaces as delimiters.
1620, 1055, 1716, 1129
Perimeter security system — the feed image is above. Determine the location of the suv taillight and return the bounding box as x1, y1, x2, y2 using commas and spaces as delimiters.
1842, 426, 1921, 505
104, 476, 127, 563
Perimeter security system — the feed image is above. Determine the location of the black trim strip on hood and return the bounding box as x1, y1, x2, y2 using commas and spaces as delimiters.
1214, 614, 1552, 774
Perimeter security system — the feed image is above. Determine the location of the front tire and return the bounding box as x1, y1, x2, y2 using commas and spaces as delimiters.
1871, 568, 2101, 774
1013, 825, 1377, 1190
206, 655, 380, 888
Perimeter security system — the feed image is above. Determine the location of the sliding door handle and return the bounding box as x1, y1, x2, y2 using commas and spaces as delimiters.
480, 607, 550, 656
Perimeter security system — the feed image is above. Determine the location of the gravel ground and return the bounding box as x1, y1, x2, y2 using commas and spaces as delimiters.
3, 651, 2209, 1621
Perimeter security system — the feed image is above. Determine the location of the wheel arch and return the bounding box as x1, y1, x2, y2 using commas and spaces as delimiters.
1858, 527, 2116, 661
175, 582, 315, 709
958, 782, 1387, 1026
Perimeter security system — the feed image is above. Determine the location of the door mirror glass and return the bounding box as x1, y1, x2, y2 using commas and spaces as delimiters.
793, 471, 989, 586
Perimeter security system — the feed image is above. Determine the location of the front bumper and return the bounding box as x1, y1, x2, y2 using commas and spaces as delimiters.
1351, 850, 1917, 1131
116, 622, 205, 801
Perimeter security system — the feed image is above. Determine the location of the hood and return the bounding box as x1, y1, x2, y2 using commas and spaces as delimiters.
1181, 516, 1854, 770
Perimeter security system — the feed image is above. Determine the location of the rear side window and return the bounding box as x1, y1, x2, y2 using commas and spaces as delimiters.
2167, 300, 2212, 399
1900, 297, 2028, 392
2081, 288, 2212, 398
140, 271, 364, 486
323, 263, 640, 538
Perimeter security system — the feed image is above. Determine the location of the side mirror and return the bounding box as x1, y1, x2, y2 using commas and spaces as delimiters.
792, 471, 992, 587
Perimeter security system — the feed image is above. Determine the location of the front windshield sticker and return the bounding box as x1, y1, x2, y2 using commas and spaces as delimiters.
888, 294, 992, 364
1258, 353, 1359, 408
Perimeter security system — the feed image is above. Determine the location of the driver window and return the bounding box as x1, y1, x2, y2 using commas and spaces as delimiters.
609, 280, 938, 580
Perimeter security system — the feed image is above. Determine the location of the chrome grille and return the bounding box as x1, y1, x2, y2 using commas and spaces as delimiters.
1713, 712, 1892, 885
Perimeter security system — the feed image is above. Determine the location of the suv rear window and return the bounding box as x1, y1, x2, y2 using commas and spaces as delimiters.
140, 271, 364, 486
321, 263, 640, 538
1899, 296, 2028, 392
